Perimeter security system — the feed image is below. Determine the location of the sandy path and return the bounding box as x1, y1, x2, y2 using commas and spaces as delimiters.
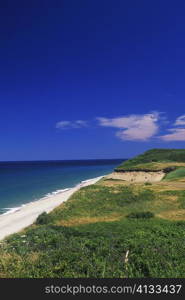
0, 176, 103, 241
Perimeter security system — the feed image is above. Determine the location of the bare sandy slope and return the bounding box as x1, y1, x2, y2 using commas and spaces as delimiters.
0, 176, 103, 241
106, 171, 165, 182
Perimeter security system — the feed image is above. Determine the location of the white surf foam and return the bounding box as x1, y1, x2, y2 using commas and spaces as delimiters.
1, 175, 105, 217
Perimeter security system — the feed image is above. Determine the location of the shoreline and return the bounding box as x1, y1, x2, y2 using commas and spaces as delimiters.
0, 175, 104, 241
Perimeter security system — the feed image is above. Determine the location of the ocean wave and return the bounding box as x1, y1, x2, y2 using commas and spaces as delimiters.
44, 188, 71, 198
1, 175, 105, 217
2, 205, 26, 215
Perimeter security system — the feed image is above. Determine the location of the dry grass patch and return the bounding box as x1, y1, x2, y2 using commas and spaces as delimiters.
27, 252, 40, 264
98, 179, 129, 187
157, 209, 185, 221
56, 214, 122, 227
0, 252, 23, 277
152, 195, 179, 212
142, 162, 185, 169
149, 181, 185, 193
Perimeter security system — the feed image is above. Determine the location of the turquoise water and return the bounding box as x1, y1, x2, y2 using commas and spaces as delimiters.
0, 159, 123, 214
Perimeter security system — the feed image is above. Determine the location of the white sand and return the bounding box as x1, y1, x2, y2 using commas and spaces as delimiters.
0, 176, 103, 241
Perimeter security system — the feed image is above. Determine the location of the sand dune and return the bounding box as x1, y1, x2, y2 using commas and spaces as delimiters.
106, 171, 165, 183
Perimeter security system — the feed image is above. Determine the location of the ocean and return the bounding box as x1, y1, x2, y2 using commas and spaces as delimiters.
0, 159, 124, 215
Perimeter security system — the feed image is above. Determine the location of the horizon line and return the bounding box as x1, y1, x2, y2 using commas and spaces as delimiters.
0, 158, 127, 163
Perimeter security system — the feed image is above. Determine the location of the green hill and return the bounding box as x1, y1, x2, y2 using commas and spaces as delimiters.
115, 148, 185, 172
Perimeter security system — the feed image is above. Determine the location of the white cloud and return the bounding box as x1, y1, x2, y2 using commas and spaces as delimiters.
159, 128, 185, 141
56, 121, 71, 128
174, 115, 185, 126
56, 120, 87, 129
159, 114, 185, 141
97, 112, 160, 141
55, 113, 185, 142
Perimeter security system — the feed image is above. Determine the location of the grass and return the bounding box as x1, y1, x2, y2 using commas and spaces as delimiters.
0, 218, 185, 278
50, 185, 156, 225
1, 148, 185, 278
0, 179, 185, 277
164, 167, 185, 181
178, 191, 185, 209
126, 211, 154, 219
116, 148, 185, 171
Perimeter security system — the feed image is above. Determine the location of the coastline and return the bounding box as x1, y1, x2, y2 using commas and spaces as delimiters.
0, 175, 104, 241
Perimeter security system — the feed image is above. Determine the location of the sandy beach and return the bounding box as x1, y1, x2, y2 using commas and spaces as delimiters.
0, 176, 103, 241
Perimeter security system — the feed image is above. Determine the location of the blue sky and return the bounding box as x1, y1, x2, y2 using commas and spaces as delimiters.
0, 0, 185, 161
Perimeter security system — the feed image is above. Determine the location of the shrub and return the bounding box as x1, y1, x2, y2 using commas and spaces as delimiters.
126, 211, 154, 219
35, 212, 52, 225
164, 167, 185, 180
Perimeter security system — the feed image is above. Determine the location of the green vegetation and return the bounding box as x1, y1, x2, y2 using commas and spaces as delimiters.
0, 217, 185, 278
126, 211, 154, 219
178, 191, 185, 209
164, 167, 185, 181
116, 148, 185, 171
1, 148, 185, 278
35, 212, 53, 225
50, 185, 155, 223
0, 180, 185, 278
